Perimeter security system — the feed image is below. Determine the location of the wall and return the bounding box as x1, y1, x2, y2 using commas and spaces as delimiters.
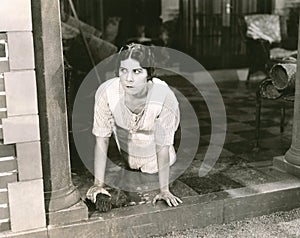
0, 0, 46, 234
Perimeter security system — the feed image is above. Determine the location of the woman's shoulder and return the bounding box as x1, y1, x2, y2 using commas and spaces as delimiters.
152, 77, 175, 96
151, 77, 167, 86
151, 77, 171, 92
149, 77, 178, 105
95, 77, 119, 98
98, 77, 119, 89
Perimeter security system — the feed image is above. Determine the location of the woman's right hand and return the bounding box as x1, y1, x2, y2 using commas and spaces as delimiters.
86, 185, 111, 203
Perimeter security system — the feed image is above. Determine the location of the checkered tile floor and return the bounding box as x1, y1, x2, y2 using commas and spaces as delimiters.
71, 70, 295, 205
165, 72, 294, 194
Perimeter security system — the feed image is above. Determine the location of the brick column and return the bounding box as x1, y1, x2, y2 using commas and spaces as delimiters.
284, 15, 300, 166
31, 0, 87, 224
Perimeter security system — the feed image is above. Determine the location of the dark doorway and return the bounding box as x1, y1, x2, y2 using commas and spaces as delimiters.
179, 0, 272, 69
104, 0, 162, 47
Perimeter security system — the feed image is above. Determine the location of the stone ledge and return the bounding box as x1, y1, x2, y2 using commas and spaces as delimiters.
0, 228, 47, 238
47, 200, 88, 226
224, 179, 300, 223
2, 179, 300, 238
47, 179, 300, 238
273, 156, 300, 178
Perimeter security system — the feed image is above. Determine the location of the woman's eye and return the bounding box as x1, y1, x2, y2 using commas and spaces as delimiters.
120, 68, 127, 73
133, 69, 142, 74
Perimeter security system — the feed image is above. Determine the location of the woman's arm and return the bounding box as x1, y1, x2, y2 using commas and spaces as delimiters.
152, 88, 181, 206
94, 136, 110, 186
157, 145, 170, 192
87, 81, 114, 203
86, 136, 110, 202
153, 145, 182, 207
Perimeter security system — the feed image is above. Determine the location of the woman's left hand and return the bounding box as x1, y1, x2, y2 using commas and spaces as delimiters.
152, 190, 182, 207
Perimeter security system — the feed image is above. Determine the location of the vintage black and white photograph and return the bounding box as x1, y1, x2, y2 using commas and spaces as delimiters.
1, 0, 300, 237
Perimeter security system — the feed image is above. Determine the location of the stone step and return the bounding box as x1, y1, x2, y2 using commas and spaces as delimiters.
273, 156, 300, 178
47, 200, 88, 226
45, 178, 300, 238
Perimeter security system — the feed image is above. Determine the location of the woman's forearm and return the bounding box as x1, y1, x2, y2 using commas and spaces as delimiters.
157, 145, 170, 192
94, 137, 110, 187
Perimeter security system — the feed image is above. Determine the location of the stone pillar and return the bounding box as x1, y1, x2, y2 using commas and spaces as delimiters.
284, 15, 300, 166
31, 0, 88, 224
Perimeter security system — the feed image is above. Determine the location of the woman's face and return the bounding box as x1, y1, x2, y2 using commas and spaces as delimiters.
119, 58, 148, 95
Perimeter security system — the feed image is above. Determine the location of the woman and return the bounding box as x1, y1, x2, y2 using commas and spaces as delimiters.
86, 43, 182, 207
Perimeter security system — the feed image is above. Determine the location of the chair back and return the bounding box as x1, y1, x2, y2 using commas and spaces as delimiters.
237, 15, 248, 43
244, 14, 281, 43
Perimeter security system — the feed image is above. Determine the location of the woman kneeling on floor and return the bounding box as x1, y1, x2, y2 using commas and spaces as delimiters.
86, 43, 182, 208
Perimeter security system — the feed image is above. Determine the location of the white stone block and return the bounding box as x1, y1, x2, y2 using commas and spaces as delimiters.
8, 179, 46, 232
2, 115, 40, 144
7, 32, 35, 70
0, 0, 32, 31
4, 71, 38, 116
16, 142, 42, 181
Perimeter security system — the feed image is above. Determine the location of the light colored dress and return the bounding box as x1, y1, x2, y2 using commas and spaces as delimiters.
92, 77, 180, 174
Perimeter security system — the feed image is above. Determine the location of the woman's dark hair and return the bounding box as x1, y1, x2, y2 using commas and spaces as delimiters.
115, 43, 155, 80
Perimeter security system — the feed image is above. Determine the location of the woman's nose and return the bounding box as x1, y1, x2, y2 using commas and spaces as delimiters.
126, 72, 134, 82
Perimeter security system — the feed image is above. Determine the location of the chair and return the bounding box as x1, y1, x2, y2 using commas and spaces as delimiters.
255, 62, 296, 148
238, 14, 297, 83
